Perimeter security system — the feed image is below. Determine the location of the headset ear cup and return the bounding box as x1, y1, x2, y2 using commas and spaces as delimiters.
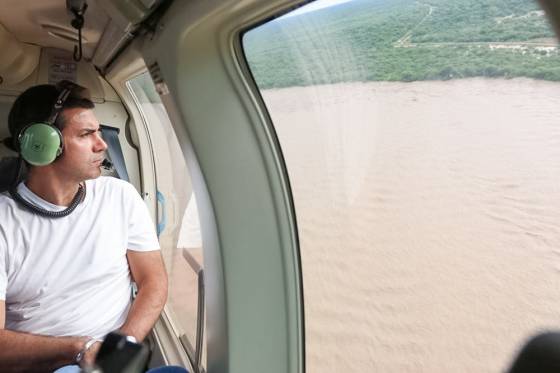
55, 130, 64, 157
19, 123, 63, 166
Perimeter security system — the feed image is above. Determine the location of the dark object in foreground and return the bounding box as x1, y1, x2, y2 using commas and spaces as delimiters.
93, 332, 150, 373
508, 332, 560, 373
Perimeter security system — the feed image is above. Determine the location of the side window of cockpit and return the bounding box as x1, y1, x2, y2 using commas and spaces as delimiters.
243, 0, 560, 372
127, 72, 206, 372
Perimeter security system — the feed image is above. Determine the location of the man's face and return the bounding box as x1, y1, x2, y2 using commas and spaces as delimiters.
53, 107, 108, 182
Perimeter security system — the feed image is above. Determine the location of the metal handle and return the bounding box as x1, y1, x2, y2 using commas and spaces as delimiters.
156, 190, 166, 237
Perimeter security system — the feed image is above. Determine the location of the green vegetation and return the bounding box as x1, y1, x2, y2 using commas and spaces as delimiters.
243, 0, 560, 88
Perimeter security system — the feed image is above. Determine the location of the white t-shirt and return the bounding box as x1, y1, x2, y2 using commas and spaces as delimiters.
0, 176, 160, 339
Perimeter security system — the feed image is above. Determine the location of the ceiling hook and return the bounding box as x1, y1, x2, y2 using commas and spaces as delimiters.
73, 26, 83, 62
67, 0, 88, 62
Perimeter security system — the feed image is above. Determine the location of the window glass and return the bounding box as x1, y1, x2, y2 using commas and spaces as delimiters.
244, 0, 560, 372
127, 72, 206, 371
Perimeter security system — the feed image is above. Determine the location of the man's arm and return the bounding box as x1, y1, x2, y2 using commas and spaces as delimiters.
119, 250, 168, 342
0, 302, 88, 372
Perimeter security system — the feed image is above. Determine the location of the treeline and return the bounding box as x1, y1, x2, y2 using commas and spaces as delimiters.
243, 0, 560, 89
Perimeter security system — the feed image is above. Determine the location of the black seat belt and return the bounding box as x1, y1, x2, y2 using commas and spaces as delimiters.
100, 125, 130, 182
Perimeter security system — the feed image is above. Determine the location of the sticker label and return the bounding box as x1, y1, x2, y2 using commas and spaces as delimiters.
48, 53, 77, 84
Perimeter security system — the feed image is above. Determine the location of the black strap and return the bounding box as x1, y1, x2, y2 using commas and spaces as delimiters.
0, 157, 24, 193
48, 87, 72, 125
100, 125, 129, 182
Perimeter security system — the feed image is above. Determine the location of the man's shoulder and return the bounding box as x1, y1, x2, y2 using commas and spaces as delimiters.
91, 176, 134, 188
90, 176, 139, 198
0, 191, 22, 222
0, 191, 16, 208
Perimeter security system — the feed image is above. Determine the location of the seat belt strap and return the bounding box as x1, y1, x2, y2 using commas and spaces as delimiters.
100, 125, 130, 182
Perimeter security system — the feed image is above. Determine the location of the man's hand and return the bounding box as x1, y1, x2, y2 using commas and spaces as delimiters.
81, 340, 102, 368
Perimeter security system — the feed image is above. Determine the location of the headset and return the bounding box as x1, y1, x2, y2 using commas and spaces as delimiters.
16, 86, 72, 166
10, 84, 84, 218
9, 82, 114, 218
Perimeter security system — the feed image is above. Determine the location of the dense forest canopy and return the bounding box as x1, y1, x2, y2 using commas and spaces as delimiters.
243, 0, 560, 88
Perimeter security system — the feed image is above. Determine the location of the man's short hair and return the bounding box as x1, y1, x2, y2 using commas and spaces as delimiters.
5, 80, 94, 151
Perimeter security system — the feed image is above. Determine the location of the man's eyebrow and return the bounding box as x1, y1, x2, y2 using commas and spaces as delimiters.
79, 128, 100, 134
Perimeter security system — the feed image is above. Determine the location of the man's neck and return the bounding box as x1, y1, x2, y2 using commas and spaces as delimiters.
25, 168, 81, 207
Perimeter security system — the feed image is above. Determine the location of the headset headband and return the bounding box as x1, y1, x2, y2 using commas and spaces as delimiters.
47, 87, 73, 126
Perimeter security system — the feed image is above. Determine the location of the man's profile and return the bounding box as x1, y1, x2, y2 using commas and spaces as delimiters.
0, 80, 169, 372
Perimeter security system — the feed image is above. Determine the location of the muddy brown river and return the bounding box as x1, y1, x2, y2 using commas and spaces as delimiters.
261, 78, 560, 372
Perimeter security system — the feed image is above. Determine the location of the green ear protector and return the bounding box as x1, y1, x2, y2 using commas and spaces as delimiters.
17, 87, 72, 166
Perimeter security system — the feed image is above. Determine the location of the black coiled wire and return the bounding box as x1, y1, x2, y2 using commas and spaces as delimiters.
9, 157, 85, 218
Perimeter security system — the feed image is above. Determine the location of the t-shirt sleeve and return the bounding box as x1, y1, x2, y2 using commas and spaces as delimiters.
125, 183, 161, 252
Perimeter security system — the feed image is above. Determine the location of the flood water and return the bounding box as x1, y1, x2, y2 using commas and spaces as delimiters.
261, 78, 560, 372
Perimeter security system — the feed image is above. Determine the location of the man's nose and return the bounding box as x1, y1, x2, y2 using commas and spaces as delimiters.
95, 132, 108, 152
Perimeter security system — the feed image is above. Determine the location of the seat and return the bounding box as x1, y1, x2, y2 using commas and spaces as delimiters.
0, 96, 19, 192
0, 127, 22, 193
0, 155, 25, 193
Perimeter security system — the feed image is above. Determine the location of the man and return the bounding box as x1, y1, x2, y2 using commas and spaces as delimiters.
0, 81, 168, 372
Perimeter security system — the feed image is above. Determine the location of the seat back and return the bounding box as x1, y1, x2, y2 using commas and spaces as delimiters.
0, 97, 16, 153
0, 157, 24, 193
0, 97, 19, 192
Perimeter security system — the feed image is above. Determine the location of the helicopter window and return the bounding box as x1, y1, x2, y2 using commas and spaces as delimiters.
243, 0, 560, 371
127, 72, 206, 371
